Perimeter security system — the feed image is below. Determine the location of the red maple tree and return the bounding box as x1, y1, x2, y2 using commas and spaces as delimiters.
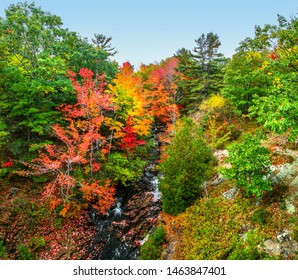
19, 69, 116, 215
120, 116, 146, 152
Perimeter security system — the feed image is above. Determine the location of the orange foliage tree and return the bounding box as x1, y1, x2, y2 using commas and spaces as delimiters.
19, 68, 116, 215
18, 59, 182, 215
106, 62, 152, 149
142, 57, 180, 145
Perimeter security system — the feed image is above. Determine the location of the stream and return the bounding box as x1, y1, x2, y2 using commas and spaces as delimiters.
88, 162, 161, 260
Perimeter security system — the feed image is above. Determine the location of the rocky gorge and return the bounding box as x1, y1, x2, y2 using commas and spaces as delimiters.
88, 163, 161, 259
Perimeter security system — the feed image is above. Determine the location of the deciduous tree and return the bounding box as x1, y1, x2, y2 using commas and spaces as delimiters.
18, 69, 116, 215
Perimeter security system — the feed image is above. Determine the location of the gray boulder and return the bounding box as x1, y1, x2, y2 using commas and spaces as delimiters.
222, 187, 238, 200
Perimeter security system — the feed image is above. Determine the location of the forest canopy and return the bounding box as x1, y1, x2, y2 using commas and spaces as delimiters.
0, 1, 297, 261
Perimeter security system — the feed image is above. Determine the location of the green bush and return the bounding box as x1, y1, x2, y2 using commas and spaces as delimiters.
29, 236, 46, 252
159, 117, 216, 215
0, 240, 9, 260
139, 226, 165, 260
228, 230, 274, 260
0, 168, 9, 178
105, 152, 146, 186
293, 225, 298, 242
220, 134, 272, 198
251, 207, 271, 225
18, 244, 34, 260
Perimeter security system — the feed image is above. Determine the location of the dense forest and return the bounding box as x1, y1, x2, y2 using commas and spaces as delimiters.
0, 2, 297, 260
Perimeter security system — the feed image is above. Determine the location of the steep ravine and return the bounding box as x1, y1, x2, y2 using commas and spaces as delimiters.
88, 164, 161, 260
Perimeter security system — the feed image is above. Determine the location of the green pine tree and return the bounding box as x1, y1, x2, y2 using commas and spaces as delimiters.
176, 33, 228, 114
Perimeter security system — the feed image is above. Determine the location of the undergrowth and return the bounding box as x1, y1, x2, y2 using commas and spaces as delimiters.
171, 191, 291, 260
139, 225, 165, 260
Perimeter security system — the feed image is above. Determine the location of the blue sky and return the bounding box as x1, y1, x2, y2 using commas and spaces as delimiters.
1, 0, 297, 67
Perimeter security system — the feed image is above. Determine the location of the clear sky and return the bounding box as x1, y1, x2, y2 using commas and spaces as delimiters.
1, 0, 297, 68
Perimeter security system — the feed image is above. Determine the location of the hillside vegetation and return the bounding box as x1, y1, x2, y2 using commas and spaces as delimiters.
0, 2, 297, 260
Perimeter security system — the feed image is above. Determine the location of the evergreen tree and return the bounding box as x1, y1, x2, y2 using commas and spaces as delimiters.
175, 48, 198, 112
92, 33, 118, 56
176, 33, 228, 114
159, 117, 216, 215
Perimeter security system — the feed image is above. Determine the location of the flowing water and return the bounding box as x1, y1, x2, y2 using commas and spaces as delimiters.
88, 163, 161, 260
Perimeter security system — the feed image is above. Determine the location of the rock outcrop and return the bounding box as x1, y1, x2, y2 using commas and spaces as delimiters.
89, 160, 162, 261
90, 191, 161, 260
262, 230, 298, 258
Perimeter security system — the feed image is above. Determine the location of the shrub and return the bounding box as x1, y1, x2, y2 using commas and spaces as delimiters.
159, 117, 216, 215
139, 226, 165, 260
105, 152, 146, 186
199, 94, 227, 117
204, 117, 231, 149
173, 196, 254, 260
29, 236, 46, 252
18, 244, 34, 260
251, 207, 271, 225
0, 168, 9, 178
0, 240, 9, 260
293, 225, 298, 242
228, 230, 273, 260
220, 134, 272, 198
